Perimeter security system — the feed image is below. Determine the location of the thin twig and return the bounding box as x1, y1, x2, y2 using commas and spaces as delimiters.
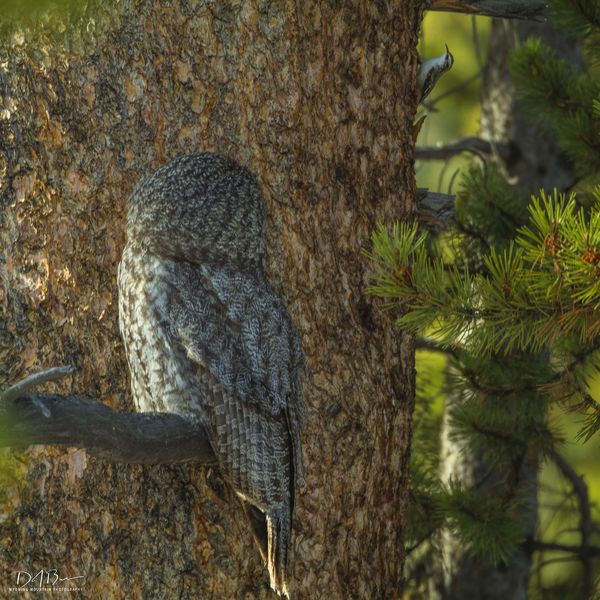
535, 555, 580, 570
415, 137, 508, 161
527, 540, 600, 558
424, 72, 481, 112
549, 448, 594, 598
405, 526, 439, 555
548, 342, 600, 387
1, 365, 76, 403
416, 337, 459, 359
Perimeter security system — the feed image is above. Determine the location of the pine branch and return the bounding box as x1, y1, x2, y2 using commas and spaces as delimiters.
429, 0, 547, 21
559, 341, 600, 381
457, 164, 529, 245
444, 480, 526, 564
0, 368, 216, 465
406, 526, 439, 555
510, 38, 600, 178
549, 0, 600, 44
455, 220, 493, 252
455, 363, 538, 398
368, 190, 600, 356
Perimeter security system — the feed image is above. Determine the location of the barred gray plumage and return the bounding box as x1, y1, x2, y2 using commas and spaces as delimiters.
117, 152, 305, 596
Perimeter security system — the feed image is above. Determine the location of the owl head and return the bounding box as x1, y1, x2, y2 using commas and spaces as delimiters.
125, 153, 267, 268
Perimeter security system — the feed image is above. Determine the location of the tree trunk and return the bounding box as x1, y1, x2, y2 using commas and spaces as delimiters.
0, 1, 422, 598
431, 17, 582, 600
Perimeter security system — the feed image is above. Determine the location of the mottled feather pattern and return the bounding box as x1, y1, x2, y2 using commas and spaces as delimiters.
118, 153, 304, 597
126, 153, 266, 268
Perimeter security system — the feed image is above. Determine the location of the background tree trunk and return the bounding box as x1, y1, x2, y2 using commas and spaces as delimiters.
0, 1, 422, 597
431, 17, 582, 600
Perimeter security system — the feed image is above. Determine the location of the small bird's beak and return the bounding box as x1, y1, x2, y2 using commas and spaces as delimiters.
445, 43, 449, 54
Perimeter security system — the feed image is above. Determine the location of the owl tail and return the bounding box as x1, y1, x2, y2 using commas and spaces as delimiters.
266, 500, 292, 598
242, 500, 292, 597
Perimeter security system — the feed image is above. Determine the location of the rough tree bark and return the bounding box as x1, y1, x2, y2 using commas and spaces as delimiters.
431, 17, 583, 600
0, 1, 423, 598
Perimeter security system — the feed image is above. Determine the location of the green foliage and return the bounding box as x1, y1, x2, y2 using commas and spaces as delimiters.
405, 458, 445, 547
386, 1, 600, 589
406, 469, 528, 567
0, 0, 103, 39
442, 480, 526, 565
519, 189, 600, 308
549, 0, 600, 51
0, 448, 27, 509
446, 353, 558, 460
368, 190, 600, 462
405, 348, 559, 568
0, 411, 27, 514
405, 351, 446, 548
510, 35, 600, 179
368, 189, 600, 358
456, 164, 529, 251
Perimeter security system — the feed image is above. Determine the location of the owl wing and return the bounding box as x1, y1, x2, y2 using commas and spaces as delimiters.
176, 263, 304, 410
162, 260, 304, 596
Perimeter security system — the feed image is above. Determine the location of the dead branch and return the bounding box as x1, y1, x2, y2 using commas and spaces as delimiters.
417, 188, 456, 229
428, 0, 547, 21
0, 368, 216, 465
416, 137, 509, 161
0, 393, 216, 465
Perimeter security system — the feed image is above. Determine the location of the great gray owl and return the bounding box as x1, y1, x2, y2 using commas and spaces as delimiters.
117, 152, 305, 597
